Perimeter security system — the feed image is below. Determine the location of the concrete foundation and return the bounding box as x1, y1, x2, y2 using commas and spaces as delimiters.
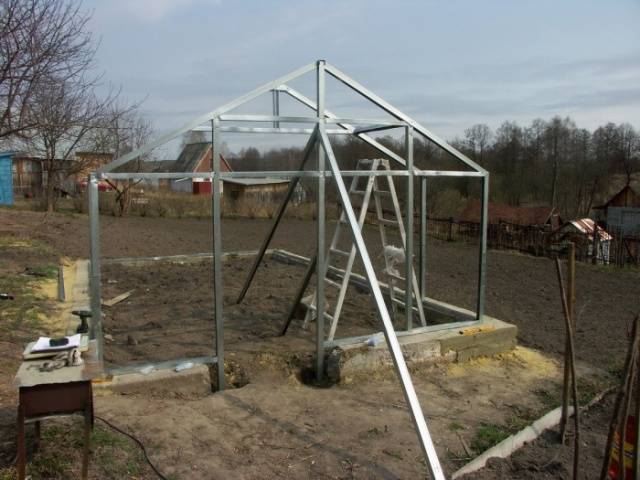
326, 316, 517, 383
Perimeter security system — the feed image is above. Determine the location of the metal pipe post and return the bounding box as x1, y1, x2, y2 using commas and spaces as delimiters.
88, 175, 103, 364
272, 90, 280, 129
419, 177, 427, 299
405, 126, 414, 331
315, 60, 326, 382
211, 117, 225, 390
476, 174, 489, 320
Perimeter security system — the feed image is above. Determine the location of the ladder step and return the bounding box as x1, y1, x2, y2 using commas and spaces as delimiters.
306, 305, 335, 321
379, 218, 399, 227
324, 278, 342, 289
386, 271, 405, 282
329, 247, 350, 258
351, 189, 367, 195
374, 189, 392, 197
357, 159, 375, 166
391, 297, 420, 312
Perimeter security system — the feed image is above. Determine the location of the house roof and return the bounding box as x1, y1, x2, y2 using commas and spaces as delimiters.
567, 218, 613, 241
460, 200, 557, 225
222, 178, 289, 186
171, 142, 232, 173
594, 185, 640, 209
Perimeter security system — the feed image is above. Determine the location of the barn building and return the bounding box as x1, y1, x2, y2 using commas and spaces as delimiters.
594, 185, 640, 236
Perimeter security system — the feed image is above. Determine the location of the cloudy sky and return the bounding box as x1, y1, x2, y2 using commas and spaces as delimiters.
85, 0, 639, 156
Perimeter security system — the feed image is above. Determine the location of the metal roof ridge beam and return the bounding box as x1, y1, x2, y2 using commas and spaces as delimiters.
278, 85, 422, 172
99, 62, 316, 173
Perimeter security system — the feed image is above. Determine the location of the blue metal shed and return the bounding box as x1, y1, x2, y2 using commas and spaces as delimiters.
0, 152, 14, 205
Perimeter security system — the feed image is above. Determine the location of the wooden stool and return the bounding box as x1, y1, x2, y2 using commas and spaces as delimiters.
17, 380, 94, 480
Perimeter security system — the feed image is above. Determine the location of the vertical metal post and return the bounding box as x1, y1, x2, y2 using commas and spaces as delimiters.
405, 126, 414, 331
272, 90, 280, 129
476, 174, 489, 320
419, 177, 427, 300
88, 175, 103, 364
211, 117, 225, 390
315, 60, 326, 382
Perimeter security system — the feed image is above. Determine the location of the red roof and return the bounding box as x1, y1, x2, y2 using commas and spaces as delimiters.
460, 200, 558, 226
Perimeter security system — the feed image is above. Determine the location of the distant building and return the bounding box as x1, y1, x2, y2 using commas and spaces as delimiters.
594, 185, 640, 236
0, 152, 14, 205
165, 142, 233, 194
460, 200, 561, 229
552, 218, 613, 264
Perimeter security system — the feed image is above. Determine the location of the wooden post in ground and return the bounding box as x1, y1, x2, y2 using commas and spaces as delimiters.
560, 243, 576, 442
555, 257, 580, 479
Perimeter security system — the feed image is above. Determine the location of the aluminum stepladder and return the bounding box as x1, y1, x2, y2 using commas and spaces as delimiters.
301, 158, 426, 341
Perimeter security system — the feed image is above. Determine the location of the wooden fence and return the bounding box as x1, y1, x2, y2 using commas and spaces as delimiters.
422, 217, 639, 268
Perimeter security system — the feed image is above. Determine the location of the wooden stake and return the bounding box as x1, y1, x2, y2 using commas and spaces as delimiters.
560, 244, 577, 442
555, 257, 580, 479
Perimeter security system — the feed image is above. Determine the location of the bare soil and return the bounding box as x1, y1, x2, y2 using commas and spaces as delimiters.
1, 208, 638, 478
2, 208, 638, 369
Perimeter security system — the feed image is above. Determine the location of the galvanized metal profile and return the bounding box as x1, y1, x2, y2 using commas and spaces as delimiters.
315, 60, 327, 382
318, 127, 445, 480
272, 91, 280, 128
405, 126, 414, 331
323, 63, 487, 175
219, 126, 348, 135
100, 62, 316, 173
276, 85, 411, 169
98, 170, 482, 181
419, 177, 427, 299
88, 175, 103, 365
211, 117, 225, 390
477, 174, 489, 320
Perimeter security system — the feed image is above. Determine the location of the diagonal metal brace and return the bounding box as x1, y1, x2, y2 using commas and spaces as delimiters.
318, 126, 445, 480
236, 127, 319, 304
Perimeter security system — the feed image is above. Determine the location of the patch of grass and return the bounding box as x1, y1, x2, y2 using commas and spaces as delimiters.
470, 423, 510, 454
533, 388, 561, 411
448, 421, 464, 432
2, 421, 151, 480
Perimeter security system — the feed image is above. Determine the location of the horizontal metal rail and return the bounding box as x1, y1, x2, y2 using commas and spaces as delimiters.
216, 114, 405, 126
98, 169, 483, 181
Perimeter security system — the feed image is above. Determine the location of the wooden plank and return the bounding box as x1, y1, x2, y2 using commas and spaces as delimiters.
102, 290, 134, 308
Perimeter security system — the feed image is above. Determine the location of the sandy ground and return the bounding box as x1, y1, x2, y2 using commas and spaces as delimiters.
95, 347, 580, 479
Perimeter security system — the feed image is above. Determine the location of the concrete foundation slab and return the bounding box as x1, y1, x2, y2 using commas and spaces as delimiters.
326, 316, 517, 383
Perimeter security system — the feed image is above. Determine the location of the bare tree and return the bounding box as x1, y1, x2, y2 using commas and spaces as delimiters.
24, 74, 120, 211
0, 0, 94, 139
464, 124, 492, 165
91, 105, 153, 215
617, 123, 639, 186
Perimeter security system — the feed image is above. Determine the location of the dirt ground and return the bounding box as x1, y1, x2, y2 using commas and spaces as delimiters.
1, 208, 638, 478
2, 208, 638, 370
100, 257, 393, 367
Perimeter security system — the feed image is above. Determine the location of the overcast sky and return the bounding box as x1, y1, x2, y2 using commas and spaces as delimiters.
85, 0, 639, 157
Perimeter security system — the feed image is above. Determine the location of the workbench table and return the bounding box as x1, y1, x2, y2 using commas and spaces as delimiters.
13, 340, 102, 480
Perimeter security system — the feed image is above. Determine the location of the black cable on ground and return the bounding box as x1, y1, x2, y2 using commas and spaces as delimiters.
95, 415, 169, 480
